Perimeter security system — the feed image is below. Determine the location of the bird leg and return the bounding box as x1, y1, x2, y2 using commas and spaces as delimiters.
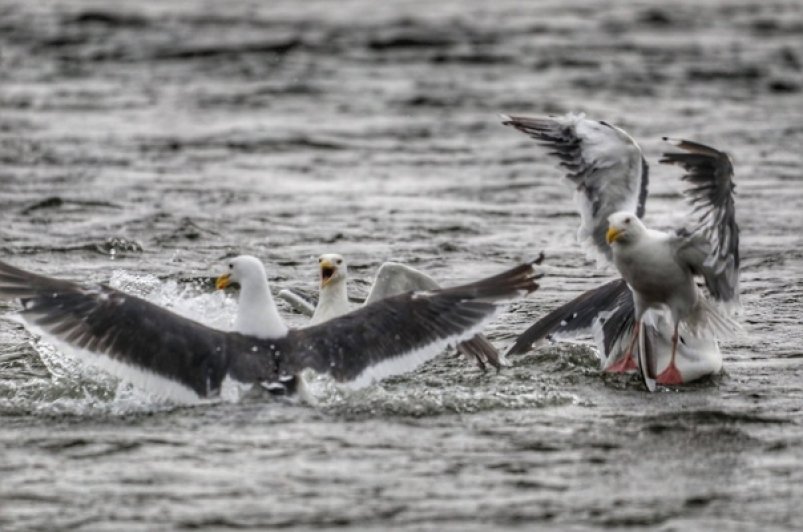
656, 321, 684, 385
606, 320, 639, 373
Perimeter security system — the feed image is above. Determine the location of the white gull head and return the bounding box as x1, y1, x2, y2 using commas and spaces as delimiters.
311, 253, 350, 325
216, 255, 288, 338
318, 253, 348, 288
606, 211, 647, 247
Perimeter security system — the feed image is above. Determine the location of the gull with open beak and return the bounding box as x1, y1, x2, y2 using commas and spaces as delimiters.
311, 253, 349, 325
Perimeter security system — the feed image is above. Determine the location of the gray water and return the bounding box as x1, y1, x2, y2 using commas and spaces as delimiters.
1, 0, 802, 529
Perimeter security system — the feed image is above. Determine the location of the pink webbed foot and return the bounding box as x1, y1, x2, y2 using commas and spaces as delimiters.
656, 362, 684, 385
605, 353, 637, 373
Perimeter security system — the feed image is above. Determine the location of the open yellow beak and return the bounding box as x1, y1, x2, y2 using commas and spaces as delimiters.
215, 273, 231, 290
606, 226, 621, 245
320, 259, 336, 286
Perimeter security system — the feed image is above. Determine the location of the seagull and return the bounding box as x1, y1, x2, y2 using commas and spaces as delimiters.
0, 255, 542, 403
279, 253, 505, 370
310, 253, 351, 325
606, 140, 739, 385
502, 113, 739, 389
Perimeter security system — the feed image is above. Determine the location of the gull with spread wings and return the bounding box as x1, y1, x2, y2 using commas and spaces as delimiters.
0, 255, 542, 404
502, 113, 740, 390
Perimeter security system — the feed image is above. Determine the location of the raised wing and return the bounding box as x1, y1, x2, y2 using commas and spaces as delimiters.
661, 139, 739, 304
365, 261, 508, 371
278, 287, 317, 316
0, 260, 275, 399
502, 113, 649, 264
283, 259, 543, 387
364, 262, 440, 304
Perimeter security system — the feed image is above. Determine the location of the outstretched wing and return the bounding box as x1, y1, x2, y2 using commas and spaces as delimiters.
502, 113, 649, 264
662, 139, 739, 305
0, 260, 274, 399
282, 258, 543, 387
365, 262, 503, 371
506, 279, 635, 365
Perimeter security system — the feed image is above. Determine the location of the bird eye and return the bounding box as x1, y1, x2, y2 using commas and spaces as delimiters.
228, 263, 233, 269
625, 218, 631, 224
336, 259, 342, 265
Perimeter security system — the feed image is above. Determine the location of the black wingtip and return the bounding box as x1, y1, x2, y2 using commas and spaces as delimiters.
446, 253, 546, 301
530, 252, 546, 283
659, 137, 726, 161
500, 114, 551, 133
522, 251, 547, 294
533, 251, 545, 266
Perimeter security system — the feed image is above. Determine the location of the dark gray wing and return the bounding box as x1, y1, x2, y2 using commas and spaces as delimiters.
0, 260, 275, 398
365, 261, 503, 371
506, 279, 635, 365
282, 258, 544, 388
502, 113, 649, 263
662, 139, 739, 304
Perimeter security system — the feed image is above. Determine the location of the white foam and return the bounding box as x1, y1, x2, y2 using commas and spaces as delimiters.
220, 375, 254, 403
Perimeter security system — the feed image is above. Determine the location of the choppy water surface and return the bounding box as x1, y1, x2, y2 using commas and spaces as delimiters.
1, 0, 802, 529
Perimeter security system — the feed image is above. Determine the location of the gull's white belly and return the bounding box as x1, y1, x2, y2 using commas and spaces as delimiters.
613, 241, 695, 309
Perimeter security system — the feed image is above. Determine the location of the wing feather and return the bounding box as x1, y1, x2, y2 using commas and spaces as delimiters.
661, 139, 739, 304
502, 113, 649, 264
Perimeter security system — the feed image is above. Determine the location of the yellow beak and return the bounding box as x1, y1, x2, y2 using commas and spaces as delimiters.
320, 259, 336, 286
606, 227, 621, 244
215, 273, 231, 290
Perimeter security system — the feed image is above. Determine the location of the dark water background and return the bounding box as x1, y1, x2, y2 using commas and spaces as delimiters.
1, 0, 802, 529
